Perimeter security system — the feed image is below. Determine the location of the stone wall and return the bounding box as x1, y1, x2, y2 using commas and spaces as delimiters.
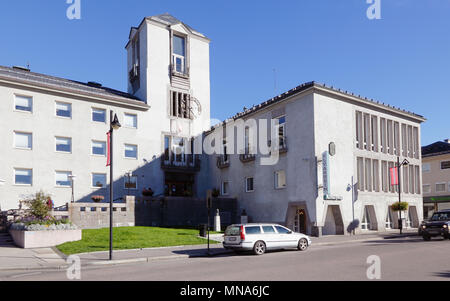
135, 196, 239, 229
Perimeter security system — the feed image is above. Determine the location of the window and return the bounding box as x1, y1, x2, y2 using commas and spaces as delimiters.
371, 116, 378, 152
221, 181, 229, 195
124, 113, 137, 128
372, 160, 379, 192
170, 91, 191, 118
124, 144, 138, 159
92, 173, 107, 188
436, 183, 446, 193
363, 114, 370, 150
92, 108, 106, 123
276, 116, 286, 149
401, 124, 407, 157
365, 158, 372, 191
55, 102, 71, 118
55, 171, 72, 187
407, 125, 413, 158
15, 95, 32, 112
245, 226, 261, 235
381, 161, 388, 192
245, 177, 254, 192
244, 127, 251, 154
387, 120, 393, 155
394, 122, 400, 155
55, 137, 72, 153
380, 118, 386, 153
355, 111, 363, 149
361, 206, 371, 230
413, 127, 419, 159
14, 168, 32, 185
415, 165, 420, 194
92, 141, 106, 156
441, 161, 450, 170
422, 163, 431, 173
124, 175, 138, 190
403, 165, 409, 194
14, 132, 32, 149
262, 226, 276, 233
275, 226, 291, 234
357, 157, 364, 191
275, 170, 286, 189
409, 165, 415, 194
422, 184, 431, 194
173, 35, 186, 74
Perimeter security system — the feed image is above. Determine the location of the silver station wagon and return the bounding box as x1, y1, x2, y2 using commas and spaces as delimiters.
223, 223, 312, 255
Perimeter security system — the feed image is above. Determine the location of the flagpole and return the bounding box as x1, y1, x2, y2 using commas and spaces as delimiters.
352, 176, 355, 235
397, 156, 403, 235
109, 110, 113, 260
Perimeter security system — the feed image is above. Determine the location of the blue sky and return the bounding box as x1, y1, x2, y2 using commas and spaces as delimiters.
0, 0, 449, 146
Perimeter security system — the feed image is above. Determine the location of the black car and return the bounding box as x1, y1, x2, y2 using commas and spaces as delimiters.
421, 210, 450, 241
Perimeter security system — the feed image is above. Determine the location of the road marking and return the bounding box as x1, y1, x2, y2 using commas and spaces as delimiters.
9, 271, 42, 279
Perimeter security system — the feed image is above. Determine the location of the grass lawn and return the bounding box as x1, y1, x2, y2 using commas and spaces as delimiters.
57, 226, 220, 255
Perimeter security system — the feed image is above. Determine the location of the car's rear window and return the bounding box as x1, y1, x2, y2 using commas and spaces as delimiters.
275, 226, 291, 234
225, 226, 240, 236
245, 226, 262, 234
262, 226, 276, 233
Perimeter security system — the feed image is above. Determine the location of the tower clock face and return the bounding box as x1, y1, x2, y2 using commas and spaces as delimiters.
190, 97, 202, 118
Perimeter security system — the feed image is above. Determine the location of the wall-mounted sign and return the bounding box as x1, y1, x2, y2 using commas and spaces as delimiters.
329, 142, 336, 156
322, 151, 330, 198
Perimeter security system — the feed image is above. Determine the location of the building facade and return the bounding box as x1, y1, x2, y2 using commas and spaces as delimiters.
206, 82, 425, 236
0, 14, 426, 236
422, 140, 450, 218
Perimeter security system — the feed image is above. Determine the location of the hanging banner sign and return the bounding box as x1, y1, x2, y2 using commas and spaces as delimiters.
390, 167, 398, 186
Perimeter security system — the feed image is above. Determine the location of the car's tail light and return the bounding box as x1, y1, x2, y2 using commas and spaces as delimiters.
240, 225, 245, 241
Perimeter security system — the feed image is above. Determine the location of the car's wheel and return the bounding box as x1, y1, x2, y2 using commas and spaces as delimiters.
298, 238, 308, 251
423, 235, 431, 241
253, 241, 266, 255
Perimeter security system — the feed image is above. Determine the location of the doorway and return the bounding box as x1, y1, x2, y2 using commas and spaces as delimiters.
294, 209, 307, 234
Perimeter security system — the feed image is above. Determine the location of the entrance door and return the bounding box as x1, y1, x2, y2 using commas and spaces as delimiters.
294, 209, 306, 234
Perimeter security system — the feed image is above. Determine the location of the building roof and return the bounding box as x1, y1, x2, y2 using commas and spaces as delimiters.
422, 141, 450, 157
0, 65, 148, 109
209, 81, 426, 131
146, 13, 207, 39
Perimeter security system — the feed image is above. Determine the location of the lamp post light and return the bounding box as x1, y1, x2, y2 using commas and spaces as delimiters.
397, 157, 409, 235
68, 175, 76, 203
109, 111, 121, 261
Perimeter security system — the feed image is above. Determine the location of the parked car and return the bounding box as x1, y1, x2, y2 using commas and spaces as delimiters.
421, 209, 450, 241
223, 223, 311, 255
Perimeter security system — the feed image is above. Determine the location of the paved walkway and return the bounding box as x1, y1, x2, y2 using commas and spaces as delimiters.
0, 230, 419, 271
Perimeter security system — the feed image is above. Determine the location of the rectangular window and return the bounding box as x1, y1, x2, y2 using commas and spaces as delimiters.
355, 111, 363, 149
55, 137, 72, 153
409, 165, 415, 194
363, 114, 370, 151
92, 173, 107, 188
372, 160, 379, 192
124, 144, 138, 159
92, 108, 106, 123
221, 181, 229, 195
173, 35, 186, 73
276, 116, 286, 149
422, 163, 431, 173
436, 183, 447, 193
403, 164, 409, 194
413, 127, 419, 159
275, 170, 287, 189
170, 91, 191, 119
55, 171, 72, 187
407, 125, 413, 158
441, 161, 450, 170
92, 141, 106, 156
124, 113, 137, 128
14, 168, 32, 185
371, 116, 378, 152
387, 120, 393, 155
15, 95, 32, 112
401, 124, 407, 157
365, 158, 372, 191
14, 132, 32, 149
55, 102, 72, 118
245, 177, 254, 192
381, 161, 388, 192
380, 118, 386, 153
394, 122, 400, 155
357, 157, 364, 191
415, 165, 420, 194
422, 184, 431, 194
124, 175, 138, 190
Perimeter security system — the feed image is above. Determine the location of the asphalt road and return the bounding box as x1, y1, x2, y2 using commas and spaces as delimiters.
1, 236, 450, 281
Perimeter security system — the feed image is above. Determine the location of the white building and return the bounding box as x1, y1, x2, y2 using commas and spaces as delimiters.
0, 14, 425, 236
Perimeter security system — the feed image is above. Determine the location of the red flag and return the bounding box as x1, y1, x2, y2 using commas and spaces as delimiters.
390, 167, 398, 186
106, 132, 111, 167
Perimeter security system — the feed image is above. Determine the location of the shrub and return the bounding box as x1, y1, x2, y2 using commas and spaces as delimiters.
21, 191, 52, 220
391, 202, 409, 211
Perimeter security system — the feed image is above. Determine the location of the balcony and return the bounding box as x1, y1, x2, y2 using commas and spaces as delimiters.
170, 63, 190, 79
161, 155, 201, 172
269, 137, 288, 154
239, 153, 256, 163
217, 155, 230, 169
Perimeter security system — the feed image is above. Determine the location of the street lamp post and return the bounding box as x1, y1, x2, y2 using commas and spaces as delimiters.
68, 175, 76, 203
109, 111, 121, 260
397, 157, 409, 235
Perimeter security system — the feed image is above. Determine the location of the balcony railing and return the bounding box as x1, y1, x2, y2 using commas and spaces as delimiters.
161, 155, 201, 172
170, 63, 190, 78
239, 152, 256, 163
269, 137, 288, 154
217, 155, 230, 169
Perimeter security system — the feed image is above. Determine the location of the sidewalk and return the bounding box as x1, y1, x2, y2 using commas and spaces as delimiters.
0, 230, 419, 271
